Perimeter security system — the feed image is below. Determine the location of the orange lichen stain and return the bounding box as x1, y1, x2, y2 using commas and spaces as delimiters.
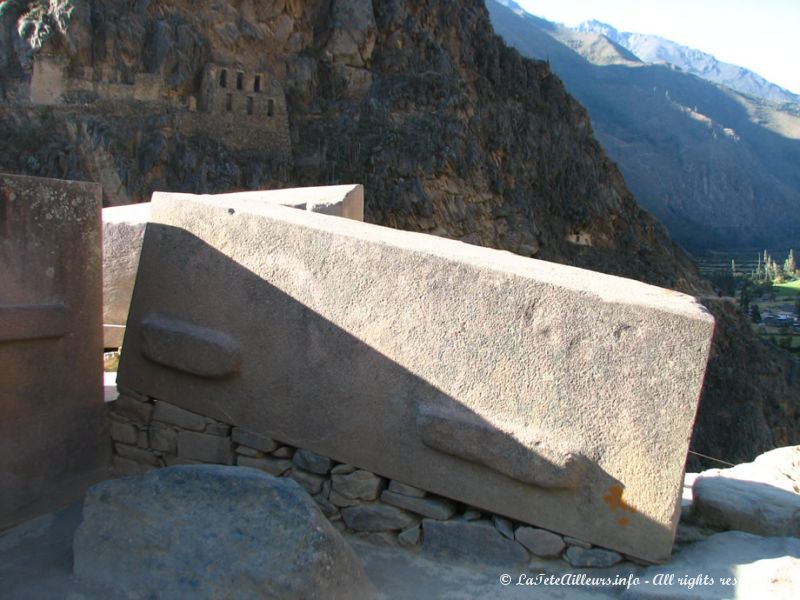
617, 517, 630, 527
603, 485, 637, 514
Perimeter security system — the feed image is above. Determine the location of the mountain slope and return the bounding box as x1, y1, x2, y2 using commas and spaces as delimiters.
489, 0, 800, 252
576, 19, 800, 106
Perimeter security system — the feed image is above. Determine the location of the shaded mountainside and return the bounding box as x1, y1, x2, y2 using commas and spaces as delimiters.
576, 19, 800, 106
0, 0, 797, 465
488, 0, 800, 253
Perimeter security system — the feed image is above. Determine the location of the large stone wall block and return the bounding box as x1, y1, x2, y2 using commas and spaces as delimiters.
118, 190, 715, 562
1, 173, 107, 530
102, 185, 363, 348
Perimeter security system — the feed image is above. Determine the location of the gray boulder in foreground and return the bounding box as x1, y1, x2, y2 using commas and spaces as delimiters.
623, 531, 800, 600
692, 445, 800, 537
73, 465, 374, 600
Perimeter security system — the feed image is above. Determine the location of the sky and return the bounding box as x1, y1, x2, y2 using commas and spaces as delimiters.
511, 0, 800, 94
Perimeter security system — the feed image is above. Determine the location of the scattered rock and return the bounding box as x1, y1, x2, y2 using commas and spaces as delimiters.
152, 401, 207, 431
332, 469, 385, 501
341, 504, 418, 532
565, 546, 622, 568
232, 428, 279, 453
293, 449, 334, 475
421, 519, 529, 566
177, 431, 234, 465
380, 491, 456, 520
515, 526, 566, 558
236, 455, 292, 476
388, 480, 426, 498
623, 531, 800, 600
692, 445, 800, 537
73, 465, 374, 600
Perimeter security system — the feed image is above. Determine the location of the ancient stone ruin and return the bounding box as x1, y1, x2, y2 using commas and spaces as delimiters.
111, 187, 714, 563
0, 173, 108, 529
1, 174, 718, 574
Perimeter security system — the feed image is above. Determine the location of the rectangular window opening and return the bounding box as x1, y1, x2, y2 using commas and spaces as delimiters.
219, 69, 227, 88
236, 72, 244, 90
225, 93, 233, 112
267, 98, 274, 117
254, 76, 261, 93
246, 96, 254, 115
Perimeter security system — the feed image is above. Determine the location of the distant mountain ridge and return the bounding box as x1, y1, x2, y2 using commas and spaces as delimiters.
575, 19, 800, 106
488, 0, 800, 252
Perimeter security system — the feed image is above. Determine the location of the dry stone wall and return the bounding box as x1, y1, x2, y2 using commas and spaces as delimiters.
109, 390, 632, 569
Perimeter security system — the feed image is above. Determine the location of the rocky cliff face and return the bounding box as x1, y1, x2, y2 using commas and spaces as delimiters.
0, 0, 797, 465
488, 0, 800, 252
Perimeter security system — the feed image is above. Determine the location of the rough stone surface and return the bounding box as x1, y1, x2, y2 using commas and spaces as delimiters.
388, 480, 427, 498
0, 174, 107, 530
148, 422, 178, 454
493, 515, 515, 539
313, 494, 341, 519
112, 395, 153, 425
203, 422, 231, 436
341, 504, 418, 532
332, 463, 357, 475
332, 470, 386, 501
461, 509, 483, 521
691, 445, 800, 537
101, 186, 363, 347
330, 490, 363, 508
380, 491, 456, 520
515, 527, 566, 558
565, 546, 623, 568
235, 445, 265, 458
421, 519, 529, 566
102, 203, 149, 348
117, 191, 716, 562
293, 448, 334, 475
236, 456, 293, 476
623, 531, 800, 600
73, 465, 374, 600
564, 536, 593, 549
177, 431, 234, 465
110, 421, 138, 445
232, 428, 278, 453
289, 468, 327, 495
272, 446, 295, 458
153, 401, 207, 431
398, 524, 423, 548
114, 444, 161, 467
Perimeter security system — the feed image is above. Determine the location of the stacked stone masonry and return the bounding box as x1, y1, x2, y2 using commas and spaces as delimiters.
110, 391, 632, 569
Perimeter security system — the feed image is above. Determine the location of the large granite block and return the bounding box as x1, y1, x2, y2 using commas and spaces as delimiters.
118, 190, 714, 562
102, 185, 363, 348
0, 173, 108, 530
